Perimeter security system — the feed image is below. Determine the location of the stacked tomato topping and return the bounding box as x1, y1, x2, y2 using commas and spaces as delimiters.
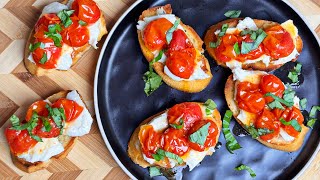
213, 25, 295, 62
143, 18, 197, 79
5, 99, 83, 155
138, 102, 219, 163
236, 74, 303, 141
30, 0, 100, 69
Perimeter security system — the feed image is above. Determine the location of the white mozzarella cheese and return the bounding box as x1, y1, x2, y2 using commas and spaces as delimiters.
64, 90, 93, 137
88, 18, 102, 49
143, 154, 156, 164
148, 112, 169, 131
243, 55, 271, 67
18, 138, 64, 163
279, 128, 295, 142
42, 2, 68, 15
270, 48, 299, 65
232, 68, 266, 83
182, 147, 215, 171
137, 13, 183, 31
293, 96, 300, 108
236, 110, 257, 126
237, 17, 258, 31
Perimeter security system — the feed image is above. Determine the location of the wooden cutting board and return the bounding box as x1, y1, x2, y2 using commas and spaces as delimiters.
0, 0, 319, 179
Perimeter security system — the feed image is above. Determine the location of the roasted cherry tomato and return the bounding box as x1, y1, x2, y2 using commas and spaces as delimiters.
167, 102, 203, 131
52, 98, 84, 122
143, 18, 173, 51
35, 14, 60, 32
72, 0, 101, 24
168, 29, 193, 51
255, 108, 280, 141
188, 120, 219, 152
31, 42, 62, 69
236, 35, 265, 62
5, 128, 38, 155
33, 118, 61, 138
61, 17, 90, 47
260, 74, 285, 103
25, 100, 49, 121
165, 48, 196, 79
279, 106, 304, 137
161, 128, 189, 156
263, 25, 295, 59
236, 82, 266, 113
138, 125, 162, 158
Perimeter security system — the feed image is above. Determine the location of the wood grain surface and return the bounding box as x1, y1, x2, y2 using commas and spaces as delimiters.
0, 0, 319, 179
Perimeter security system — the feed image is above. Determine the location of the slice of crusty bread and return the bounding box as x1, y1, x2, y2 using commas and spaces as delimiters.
137, 4, 212, 93
204, 18, 303, 72
10, 90, 92, 173
24, 0, 108, 76
224, 75, 309, 152
127, 103, 222, 168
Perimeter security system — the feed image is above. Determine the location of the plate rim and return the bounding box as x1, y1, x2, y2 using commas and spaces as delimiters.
93, 0, 320, 179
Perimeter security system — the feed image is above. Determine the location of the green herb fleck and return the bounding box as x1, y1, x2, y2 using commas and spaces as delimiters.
280, 118, 301, 132
224, 10, 241, 18
149, 167, 162, 177
235, 164, 256, 177
189, 122, 210, 145
222, 110, 241, 153
166, 19, 180, 44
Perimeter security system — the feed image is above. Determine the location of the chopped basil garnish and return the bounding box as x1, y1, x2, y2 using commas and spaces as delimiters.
240, 42, 254, 54
143, 50, 164, 96
218, 24, 229, 37
288, 63, 302, 83
29, 42, 45, 52
283, 88, 295, 103
40, 117, 52, 132
39, 53, 48, 64
153, 149, 183, 164
189, 122, 210, 145
234, 42, 240, 55
78, 20, 87, 26
246, 123, 274, 139
170, 119, 184, 129
45, 24, 62, 47
149, 167, 162, 177
299, 98, 307, 110
222, 110, 241, 153
280, 118, 301, 132
209, 38, 221, 48
240, 29, 267, 54
307, 106, 320, 128
307, 118, 317, 128
48, 24, 62, 33
46, 104, 65, 134
224, 10, 241, 18
57, 9, 75, 27
235, 164, 256, 177
240, 29, 253, 36
267, 100, 285, 110
166, 19, 180, 44
264, 93, 294, 107
9, 115, 20, 128
250, 31, 257, 40
204, 99, 217, 116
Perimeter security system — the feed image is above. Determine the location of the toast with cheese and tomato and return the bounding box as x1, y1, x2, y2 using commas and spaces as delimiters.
25, 0, 107, 76
137, 5, 212, 93
224, 68, 309, 151
5, 90, 93, 173
128, 101, 221, 172
204, 17, 303, 71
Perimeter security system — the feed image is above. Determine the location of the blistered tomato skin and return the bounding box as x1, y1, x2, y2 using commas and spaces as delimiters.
25, 100, 50, 121
61, 17, 90, 47
255, 109, 280, 141
260, 74, 285, 103
280, 107, 304, 137
143, 18, 173, 51
138, 125, 162, 158
72, 0, 101, 24
167, 102, 203, 131
162, 128, 189, 156
5, 128, 38, 155
52, 98, 84, 122
188, 120, 218, 152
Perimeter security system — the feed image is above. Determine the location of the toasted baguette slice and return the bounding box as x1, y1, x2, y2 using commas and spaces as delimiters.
10, 90, 92, 173
204, 18, 303, 71
128, 103, 222, 168
24, 0, 108, 76
137, 5, 212, 93
224, 75, 309, 152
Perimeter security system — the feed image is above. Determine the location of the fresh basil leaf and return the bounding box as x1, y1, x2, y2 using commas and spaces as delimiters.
268, 100, 285, 110
152, 153, 164, 161
233, 42, 240, 55
39, 53, 48, 64
27, 112, 42, 142
48, 24, 62, 33
150, 50, 164, 67
246, 123, 273, 139
204, 99, 217, 116
241, 42, 254, 54
189, 122, 210, 145
280, 118, 301, 132
78, 20, 87, 26
30, 134, 43, 142
288, 71, 298, 83
309, 106, 320, 118
240, 29, 253, 36
252, 30, 267, 49
166, 19, 180, 44
250, 31, 257, 40
10, 115, 20, 127
218, 24, 229, 37
209, 38, 221, 48
235, 164, 256, 177
222, 110, 241, 153
264, 93, 294, 107
40, 117, 52, 132
294, 63, 302, 73
283, 89, 295, 103
155, 149, 183, 164
224, 10, 241, 18
29, 42, 45, 52
299, 98, 307, 110
143, 71, 162, 96
149, 167, 162, 177
170, 119, 184, 129
307, 118, 317, 128
57, 9, 75, 27
45, 31, 62, 47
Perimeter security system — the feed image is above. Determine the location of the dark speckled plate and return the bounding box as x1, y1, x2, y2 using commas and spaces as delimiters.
94, 0, 320, 179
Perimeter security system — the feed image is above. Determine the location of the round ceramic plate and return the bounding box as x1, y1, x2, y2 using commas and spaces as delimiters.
94, 0, 320, 179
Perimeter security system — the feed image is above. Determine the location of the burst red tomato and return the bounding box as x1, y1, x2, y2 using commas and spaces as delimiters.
168, 29, 193, 51
25, 100, 49, 121
5, 129, 38, 155
61, 17, 90, 47
260, 74, 285, 103
143, 18, 173, 51
35, 14, 60, 32
279, 106, 304, 137
255, 109, 280, 141
31, 42, 62, 69
236, 82, 266, 113
263, 25, 295, 59
188, 120, 219, 152
138, 125, 162, 158
161, 128, 189, 156
52, 98, 84, 122
72, 0, 101, 24
167, 102, 203, 131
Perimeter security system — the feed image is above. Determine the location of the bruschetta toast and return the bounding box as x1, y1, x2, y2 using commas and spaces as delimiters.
224, 68, 308, 151
137, 5, 212, 94
204, 17, 303, 71
5, 90, 93, 173
128, 101, 221, 173
25, 0, 108, 76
